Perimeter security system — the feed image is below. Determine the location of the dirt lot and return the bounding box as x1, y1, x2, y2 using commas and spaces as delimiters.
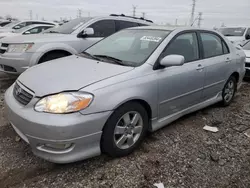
0, 75, 250, 188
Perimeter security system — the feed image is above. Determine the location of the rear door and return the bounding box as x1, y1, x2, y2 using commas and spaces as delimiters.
198, 31, 231, 101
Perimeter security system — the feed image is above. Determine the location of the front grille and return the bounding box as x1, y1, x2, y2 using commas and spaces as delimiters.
13, 82, 33, 105
0, 43, 9, 54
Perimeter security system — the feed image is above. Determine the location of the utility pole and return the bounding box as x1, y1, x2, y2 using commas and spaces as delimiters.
77, 9, 82, 18
29, 10, 33, 20
175, 18, 178, 26
197, 12, 203, 27
142, 12, 145, 19
36, 14, 38, 20
88, 12, 90, 17
189, 0, 196, 26
132, 5, 137, 17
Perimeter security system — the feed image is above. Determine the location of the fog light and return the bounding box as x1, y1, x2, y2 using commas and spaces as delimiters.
44, 143, 72, 150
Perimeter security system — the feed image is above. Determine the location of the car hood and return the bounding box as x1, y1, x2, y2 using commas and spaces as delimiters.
0, 33, 71, 43
0, 32, 18, 38
18, 55, 134, 97
0, 28, 13, 33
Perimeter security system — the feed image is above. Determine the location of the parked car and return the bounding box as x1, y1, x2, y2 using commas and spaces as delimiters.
242, 41, 250, 78
0, 20, 11, 27
0, 24, 54, 39
219, 27, 250, 46
0, 14, 154, 74
5, 26, 245, 163
0, 20, 57, 33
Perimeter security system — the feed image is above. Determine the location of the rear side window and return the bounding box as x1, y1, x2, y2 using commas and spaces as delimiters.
200, 33, 223, 58
161, 32, 199, 63
89, 20, 116, 37
32, 21, 54, 26
138, 23, 149, 26
115, 20, 139, 31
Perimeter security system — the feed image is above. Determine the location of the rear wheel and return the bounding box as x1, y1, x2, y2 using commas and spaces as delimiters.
101, 102, 148, 157
221, 76, 237, 106
38, 52, 69, 64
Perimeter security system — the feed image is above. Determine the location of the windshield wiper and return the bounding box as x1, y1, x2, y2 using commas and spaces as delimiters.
93, 55, 126, 66
79, 51, 102, 61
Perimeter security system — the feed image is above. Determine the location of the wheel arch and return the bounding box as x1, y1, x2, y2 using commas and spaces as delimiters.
230, 72, 239, 83
38, 49, 73, 64
103, 99, 153, 131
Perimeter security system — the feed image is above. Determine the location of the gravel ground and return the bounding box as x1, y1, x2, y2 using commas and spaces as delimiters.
0, 76, 250, 188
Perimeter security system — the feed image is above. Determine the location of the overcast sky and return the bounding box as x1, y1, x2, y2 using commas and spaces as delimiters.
0, 0, 249, 27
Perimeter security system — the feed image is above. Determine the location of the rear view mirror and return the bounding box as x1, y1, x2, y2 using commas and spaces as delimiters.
160, 55, 185, 67
77, 28, 94, 38
246, 34, 250, 40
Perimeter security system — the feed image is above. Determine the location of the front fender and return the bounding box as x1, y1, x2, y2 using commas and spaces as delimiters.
79, 73, 159, 119
30, 43, 78, 66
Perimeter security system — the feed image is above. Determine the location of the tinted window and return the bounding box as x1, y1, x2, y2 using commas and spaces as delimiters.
0, 21, 11, 27
13, 22, 30, 29
115, 20, 139, 31
161, 32, 199, 62
201, 33, 223, 58
32, 21, 54, 25
243, 41, 250, 50
89, 20, 115, 37
138, 23, 149, 26
222, 41, 229, 54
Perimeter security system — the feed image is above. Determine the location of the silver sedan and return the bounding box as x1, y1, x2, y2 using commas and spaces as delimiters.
5, 26, 246, 163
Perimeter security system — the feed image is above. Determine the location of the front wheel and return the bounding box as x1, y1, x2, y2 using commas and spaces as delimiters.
221, 76, 237, 106
101, 102, 148, 157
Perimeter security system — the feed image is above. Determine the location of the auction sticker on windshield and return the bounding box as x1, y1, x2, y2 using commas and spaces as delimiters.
140, 36, 162, 42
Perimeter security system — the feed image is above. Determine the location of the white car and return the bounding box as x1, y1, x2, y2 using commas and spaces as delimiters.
0, 24, 54, 39
242, 41, 250, 78
219, 27, 250, 46
0, 20, 57, 33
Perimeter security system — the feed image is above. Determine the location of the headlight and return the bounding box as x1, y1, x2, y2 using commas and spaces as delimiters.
35, 92, 93, 114
7, 43, 33, 53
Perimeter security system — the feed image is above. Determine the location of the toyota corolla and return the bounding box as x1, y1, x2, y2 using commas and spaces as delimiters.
5, 26, 245, 163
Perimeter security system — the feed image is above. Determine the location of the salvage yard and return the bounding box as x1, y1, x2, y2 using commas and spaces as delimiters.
0, 74, 250, 188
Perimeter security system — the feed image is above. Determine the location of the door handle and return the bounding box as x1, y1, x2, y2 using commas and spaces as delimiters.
226, 58, 231, 63
196, 64, 204, 71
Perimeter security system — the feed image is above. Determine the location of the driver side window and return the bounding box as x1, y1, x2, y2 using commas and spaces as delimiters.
161, 32, 199, 63
88, 20, 116, 38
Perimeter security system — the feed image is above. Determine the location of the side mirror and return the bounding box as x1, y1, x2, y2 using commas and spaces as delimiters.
77, 28, 94, 38
13, 25, 21, 29
23, 31, 31, 35
246, 34, 250, 40
160, 55, 185, 67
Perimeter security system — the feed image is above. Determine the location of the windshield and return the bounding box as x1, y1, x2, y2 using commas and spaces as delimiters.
2, 21, 19, 28
243, 41, 250, 50
219, 27, 246, 37
44, 17, 92, 34
85, 29, 170, 67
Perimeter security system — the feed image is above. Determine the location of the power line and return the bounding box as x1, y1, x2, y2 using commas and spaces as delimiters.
197, 12, 203, 27
189, 0, 196, 26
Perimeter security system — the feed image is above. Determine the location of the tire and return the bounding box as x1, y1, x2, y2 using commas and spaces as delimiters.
38, 52, 68, 64
221, 76, 237, 106
101, 102, 149, 157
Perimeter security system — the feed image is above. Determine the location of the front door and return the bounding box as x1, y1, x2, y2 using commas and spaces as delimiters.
157, 32, 205, 119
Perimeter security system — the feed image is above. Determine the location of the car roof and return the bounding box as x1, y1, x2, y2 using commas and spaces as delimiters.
18, 20, 58, 24
127, 26, 217, 32
92, 15, 155, 25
